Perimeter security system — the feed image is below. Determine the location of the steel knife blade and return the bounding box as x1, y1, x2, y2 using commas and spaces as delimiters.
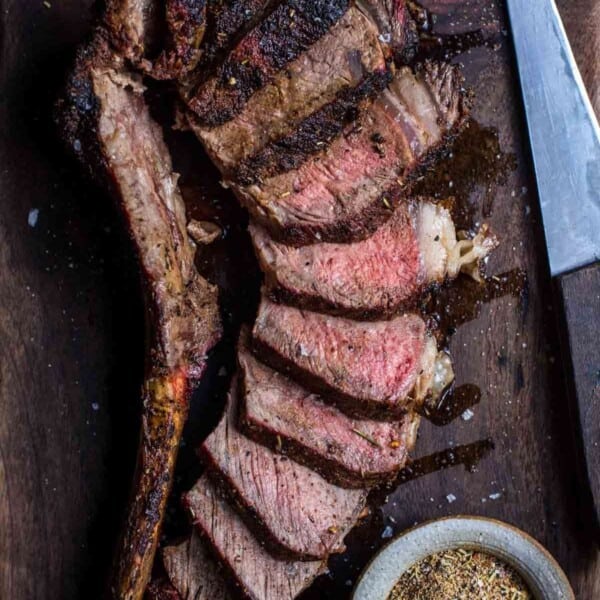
506, 0, 600, 276
506, 0, 600, 535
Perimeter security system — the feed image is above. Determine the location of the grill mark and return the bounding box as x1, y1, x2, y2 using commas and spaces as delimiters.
236, 68, 392, 184
188, 0, 351, 126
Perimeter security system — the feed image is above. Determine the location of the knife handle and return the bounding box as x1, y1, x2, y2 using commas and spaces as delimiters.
556, 262, 600, 534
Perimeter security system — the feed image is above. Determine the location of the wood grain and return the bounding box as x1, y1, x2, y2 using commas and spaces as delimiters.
0, 1, 599, 599
556, 263, 600, 533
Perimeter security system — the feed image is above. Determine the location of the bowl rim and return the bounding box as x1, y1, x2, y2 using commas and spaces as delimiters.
352, 515, 574, 600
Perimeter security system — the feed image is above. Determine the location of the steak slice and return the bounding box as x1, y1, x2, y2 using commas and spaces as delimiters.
233, 61, 469, 244
190, 5, 389, 174
185, 475, 324, 600
145, 0, 208, 80
187, 0, 351, 126
251, 199, 498, 318
57, 35, 221, 599
252, 298, 452, 419
199, 0, 277, 67
199, 380, 367, 559
105, 0, 161, 63
358, 0, 418, 63
162, 533, 233, 600
238, 347, 420, 487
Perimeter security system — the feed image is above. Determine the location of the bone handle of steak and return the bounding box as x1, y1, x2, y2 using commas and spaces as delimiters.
110, 371, 189, 600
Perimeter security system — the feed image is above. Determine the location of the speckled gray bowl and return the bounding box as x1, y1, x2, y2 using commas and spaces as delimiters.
352, 516, 574, 600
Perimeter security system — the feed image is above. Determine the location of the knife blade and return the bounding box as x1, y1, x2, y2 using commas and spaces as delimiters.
506, 0, 600, 534
506, 0, 600, 276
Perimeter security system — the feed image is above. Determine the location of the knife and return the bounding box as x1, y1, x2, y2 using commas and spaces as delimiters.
506, 0, 600, 531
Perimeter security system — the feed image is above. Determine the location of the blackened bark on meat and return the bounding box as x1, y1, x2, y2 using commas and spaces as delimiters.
104, 0, 208, 80
147, 0, 208, 80
187, 0, 351, 126
105, 0, 161, 63
200, 0, 278, 67
56, 34, 221, 600
189, 5, 389, 175
233, 61, 470, 246
235, 69, 392, 184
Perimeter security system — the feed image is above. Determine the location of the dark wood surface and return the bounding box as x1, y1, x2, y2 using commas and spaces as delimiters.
0, 1, 599, 599
557, 263, 600, 533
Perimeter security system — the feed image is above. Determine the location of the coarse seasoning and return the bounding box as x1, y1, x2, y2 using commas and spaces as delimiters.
387, 548, 533, 600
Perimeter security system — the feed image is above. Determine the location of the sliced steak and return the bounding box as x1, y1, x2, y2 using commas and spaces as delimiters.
358, 0, 418, 63
57, 35, 221, 599
105, 0, 161, 62
190, 5, 389, 174
199, 380, 366, 559
233, 61, 469, 244
162, 533, 233, 600
252, 298, 451, 419
238, 347, 420, 487
145, 0, 208, 80
251, 199, 498, 318
187, 0, 351, 126
185, 475, 324, 600
200, 0, 277, 67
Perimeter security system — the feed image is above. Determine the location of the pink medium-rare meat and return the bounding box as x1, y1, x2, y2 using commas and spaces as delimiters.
185, 475, 324, 600
251, 199, 498, 318
252, 298, 450, 419
233, 61, 469, 244
238, 347, 420, 488
199, 379, 367, 559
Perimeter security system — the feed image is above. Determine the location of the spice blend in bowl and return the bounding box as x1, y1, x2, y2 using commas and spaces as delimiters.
387, 548, 533, 600
353, 517, 574, 600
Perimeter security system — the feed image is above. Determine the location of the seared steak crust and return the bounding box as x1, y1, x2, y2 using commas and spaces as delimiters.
57, 34, 221, 600
162, 534, 232, 600
233, 61, 469, 245
200, 382, 366, 559
190, 5, 389, 174
252, 298, 428, 419
105, 0, 160, 62
187, 0, 351, 125
236, 69, 391, 184
147, 0, 208, 80
239, 348, 420, 487
200, 0, 277, 66
185, 476, 324, 600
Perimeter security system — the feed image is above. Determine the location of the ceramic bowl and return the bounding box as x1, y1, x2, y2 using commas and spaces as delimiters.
352, 516, 574, 600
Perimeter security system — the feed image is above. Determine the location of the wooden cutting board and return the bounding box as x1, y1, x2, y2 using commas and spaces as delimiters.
0, 1, 598, 598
